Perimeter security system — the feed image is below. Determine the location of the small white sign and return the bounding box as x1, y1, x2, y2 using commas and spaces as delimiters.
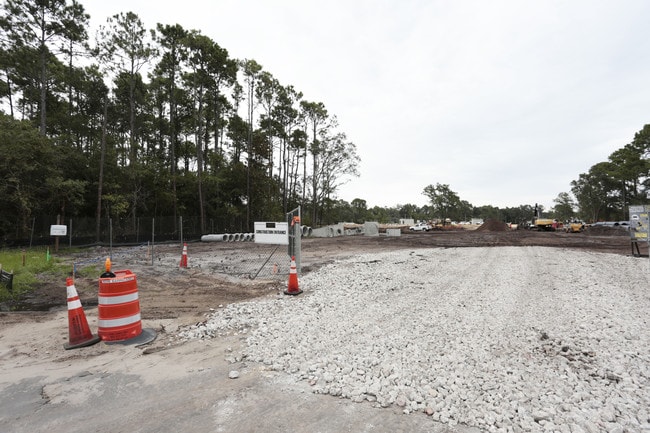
50, 225, 67, 236
254, 222, 289, 245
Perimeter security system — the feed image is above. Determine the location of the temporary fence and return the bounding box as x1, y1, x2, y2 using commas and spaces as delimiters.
3, 216, 235, 249
6, 212, 302, 282
70, 240, 292, 282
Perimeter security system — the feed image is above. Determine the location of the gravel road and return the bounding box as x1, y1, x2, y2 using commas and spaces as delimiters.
182, 246, 650, 432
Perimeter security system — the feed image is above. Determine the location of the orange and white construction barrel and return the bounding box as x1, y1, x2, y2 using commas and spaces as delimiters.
98, 269, 142, 341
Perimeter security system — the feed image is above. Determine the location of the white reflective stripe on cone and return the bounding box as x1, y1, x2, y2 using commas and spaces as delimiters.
67, 299, 82, 309
98, 313, 141, 328
98, 292, 139, 305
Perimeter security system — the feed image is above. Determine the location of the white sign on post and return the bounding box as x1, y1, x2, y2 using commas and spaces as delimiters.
50, 225, 67, 236
629, 205, 648, 240
254, 222, 289, 245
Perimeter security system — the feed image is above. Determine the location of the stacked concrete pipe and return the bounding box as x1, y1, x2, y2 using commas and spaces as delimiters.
201, 233, 255, 242
200, 234, 228, 242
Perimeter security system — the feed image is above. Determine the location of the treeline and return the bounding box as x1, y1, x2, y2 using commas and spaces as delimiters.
1, 2, 648, 245
0, 0, 359, 241
565, 124, 650, 222
329, 195, 541, 226
412, 124, 649, 225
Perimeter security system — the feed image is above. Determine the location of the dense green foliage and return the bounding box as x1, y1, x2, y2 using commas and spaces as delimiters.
0, 0, 360, 243
0, 1, 648, 245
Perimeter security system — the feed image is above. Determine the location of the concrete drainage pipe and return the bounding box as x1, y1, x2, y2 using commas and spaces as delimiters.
201, 234, 228, 242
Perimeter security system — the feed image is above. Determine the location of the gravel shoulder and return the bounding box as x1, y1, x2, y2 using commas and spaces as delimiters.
1, 230, 648, 432
183, 246, 650, 432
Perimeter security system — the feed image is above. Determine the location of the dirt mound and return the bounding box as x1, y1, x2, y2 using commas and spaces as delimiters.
584, 226, 630, 237
476, 219, 509, 232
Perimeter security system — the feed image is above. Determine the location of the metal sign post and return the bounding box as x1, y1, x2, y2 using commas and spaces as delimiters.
286, 207, 301, 273
50, 224, 67, 253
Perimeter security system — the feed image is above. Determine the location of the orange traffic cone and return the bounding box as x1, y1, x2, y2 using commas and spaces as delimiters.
64, 277, 101, 350
284, 256, 302, 295
180, 243, 188, 268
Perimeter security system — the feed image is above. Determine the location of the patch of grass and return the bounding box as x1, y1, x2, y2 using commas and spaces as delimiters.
75, 263, 102, 279
0, 247, 77, 301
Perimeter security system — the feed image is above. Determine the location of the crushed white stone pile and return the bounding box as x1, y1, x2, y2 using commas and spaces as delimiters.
179, 246, 650, 432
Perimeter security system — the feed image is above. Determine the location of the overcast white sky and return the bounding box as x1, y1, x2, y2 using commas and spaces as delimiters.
79, 0, 650, 210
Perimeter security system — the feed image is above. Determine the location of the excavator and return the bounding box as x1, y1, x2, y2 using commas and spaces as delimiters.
531, 203, 563, 231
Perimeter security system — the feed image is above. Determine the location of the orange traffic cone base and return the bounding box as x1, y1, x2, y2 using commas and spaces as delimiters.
284, 288, 303, 296
64, 334, 101, 350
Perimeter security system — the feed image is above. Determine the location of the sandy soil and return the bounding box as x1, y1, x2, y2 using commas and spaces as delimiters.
0, 227, 646, 433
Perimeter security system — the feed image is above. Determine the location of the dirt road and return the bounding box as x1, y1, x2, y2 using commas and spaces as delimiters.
0, 227, 645, 432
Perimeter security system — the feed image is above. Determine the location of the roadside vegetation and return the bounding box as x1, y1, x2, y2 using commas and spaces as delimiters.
0, 248, 99, 302
0, 1, 647, 249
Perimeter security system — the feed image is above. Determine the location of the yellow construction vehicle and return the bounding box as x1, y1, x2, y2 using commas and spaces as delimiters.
531, 203, 563, 231
564, 220, 585, 233
532, 217, 559, 230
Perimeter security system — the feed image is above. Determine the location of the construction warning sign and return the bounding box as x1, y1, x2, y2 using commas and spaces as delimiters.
254, 221, 289, 245
629, 205, 649, 240
50, 225, 67, 236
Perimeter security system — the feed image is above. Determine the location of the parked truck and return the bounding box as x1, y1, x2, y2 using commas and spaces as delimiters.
409, 222, 432, 231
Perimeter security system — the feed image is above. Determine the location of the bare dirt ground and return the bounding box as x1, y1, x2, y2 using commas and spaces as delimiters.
0, 226, 646, 433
